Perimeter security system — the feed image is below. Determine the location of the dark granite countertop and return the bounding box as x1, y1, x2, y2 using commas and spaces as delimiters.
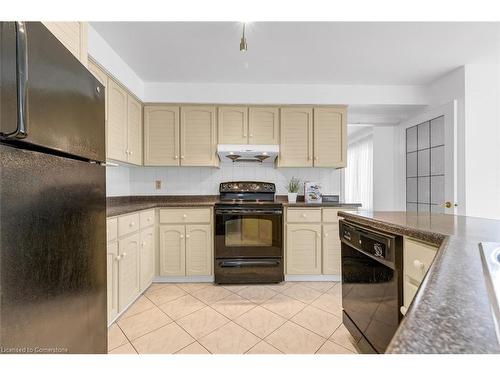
107, 195, 361, 217
338, 210, 500, 354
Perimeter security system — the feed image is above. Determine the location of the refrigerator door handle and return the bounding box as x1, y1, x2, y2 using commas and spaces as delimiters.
2, 22, 29, 139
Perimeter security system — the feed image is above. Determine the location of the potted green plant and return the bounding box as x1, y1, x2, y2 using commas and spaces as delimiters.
286, 177, 301, 203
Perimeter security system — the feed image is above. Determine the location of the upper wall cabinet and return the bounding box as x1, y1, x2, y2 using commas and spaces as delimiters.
107, 80, 128, 162
43, 22, 88, 66
313, 107, 347, 168
279, 107, 313, 167
180, 106, 217, 166
107, 78, 143, 165
218, 106, 248, 144
249, 107, 279, 144
88, 61, 108, 120
144, 106, 180, 166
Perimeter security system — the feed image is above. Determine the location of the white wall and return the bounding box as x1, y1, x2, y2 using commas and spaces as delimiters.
144, 82, 428, 105
106, 164, 343, 198
372, 126, 397, 211
463, 63, 500, 219
87, 25, 145, 100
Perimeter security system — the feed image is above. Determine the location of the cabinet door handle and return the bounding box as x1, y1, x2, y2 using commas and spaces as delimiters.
413, 259, 425, 272
180, 155, 185, 159
174, 155, 178, 159
141, 242, 146, 247
129, 222, 135, 227
301, 213, 307, 218
180, 234, 184, 239
324, 233, 329, 237
249, 134, 253, 137
122, 252, 127, 258
183, 214, 187, 219
186, 234, 190, 239
115, 255, 121, 261
314, 156, 318, 161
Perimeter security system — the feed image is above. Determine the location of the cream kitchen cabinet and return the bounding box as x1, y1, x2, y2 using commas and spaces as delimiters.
139, 226, 155, 290
401, 237, 438, 315
313, 107, 347, 168
218, 106, 248, 144
248, 107, 279, 145
107, 78, 143, 165
107, 241, 119, 323
144, 106, 180, 166
185, 225, 212, 276
285, 207, 357, 277
118, 232, 141, 312
88, 60, 108, 121
159, 208, 213, 277
279, 107, 313, 167
107, 80, 128, 161
42, 22, 88, 66
286, 224, 322, 275
159, 225, 186, 276
180, 106, 217, 166
106, 209, 156, 324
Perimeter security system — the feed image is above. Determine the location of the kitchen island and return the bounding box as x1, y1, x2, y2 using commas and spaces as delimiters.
338, 211, 500, 354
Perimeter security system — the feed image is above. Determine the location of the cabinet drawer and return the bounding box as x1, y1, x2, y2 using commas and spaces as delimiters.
118, 213, 140, 237
140, 209, 155, 228
160, 208, 211, 224
286, 209, 321, 223
107, 218, 118, 242
404, 238, 438, 284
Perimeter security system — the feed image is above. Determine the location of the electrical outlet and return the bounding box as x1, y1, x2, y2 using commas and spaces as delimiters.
155, 180, 162, 190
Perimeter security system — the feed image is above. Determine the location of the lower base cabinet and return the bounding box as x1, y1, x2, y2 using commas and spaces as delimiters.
118, 233, 141, 312
107, 242, 119, 323
159, 208, 213, 277
139, 226, 155, 291
286, 224, 322, 275
322, 223, 341, 275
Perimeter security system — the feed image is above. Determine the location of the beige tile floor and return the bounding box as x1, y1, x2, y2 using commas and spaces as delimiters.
108, 281, 360, 354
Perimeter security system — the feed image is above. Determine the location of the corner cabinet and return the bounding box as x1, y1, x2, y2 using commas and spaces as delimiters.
180, 106, 217, 166
42, 22, 88, 66
279, 107, 313, 167
106, 209, 155, 325
144, 106, 180, 166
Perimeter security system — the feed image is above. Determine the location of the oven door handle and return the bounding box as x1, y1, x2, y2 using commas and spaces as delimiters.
218, 260, 281, 268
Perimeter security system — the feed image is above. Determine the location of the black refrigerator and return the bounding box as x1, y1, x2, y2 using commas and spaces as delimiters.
0, 22, 107, 353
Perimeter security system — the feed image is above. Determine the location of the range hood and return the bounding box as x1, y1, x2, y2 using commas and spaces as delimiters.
217, 144, 279, 164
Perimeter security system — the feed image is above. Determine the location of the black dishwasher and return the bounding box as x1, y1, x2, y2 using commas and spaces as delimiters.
339, 220, 403, 354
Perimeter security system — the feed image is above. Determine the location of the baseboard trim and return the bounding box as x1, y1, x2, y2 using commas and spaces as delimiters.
285, 274, 341, 282
153, 275, 215, 283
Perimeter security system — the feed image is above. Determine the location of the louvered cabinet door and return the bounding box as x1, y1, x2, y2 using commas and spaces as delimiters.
286, 224, 322, 275
88, 61, 108, 121
180, 106, 217, 166
127, 96, 142, 165
322, 223, 341, 275
279, 107, 313, 167
118, 233, 141, 311
42, 22, 88, 66
248, 107, 279, 144
313, 107, 347, 167
139, 226, 155, 290
144, 106, 180, 166
107, 80, 128, 162
218, 106, 248, 144
159, 225, 186, 276
185, 225, 212, 276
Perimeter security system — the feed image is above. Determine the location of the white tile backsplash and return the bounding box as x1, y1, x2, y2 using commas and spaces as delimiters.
106, 164, 343, 197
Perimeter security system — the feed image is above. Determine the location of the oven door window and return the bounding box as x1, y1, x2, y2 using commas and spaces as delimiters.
225, 217, 273, 247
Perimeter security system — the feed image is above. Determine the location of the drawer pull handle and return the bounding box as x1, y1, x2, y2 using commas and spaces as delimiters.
301, 214, 307, 218
183, 214, 187, 218
413, 259, 425, 271
129, 222, 135, 227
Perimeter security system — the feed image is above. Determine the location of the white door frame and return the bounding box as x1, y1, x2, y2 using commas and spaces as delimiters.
400, 100, 458, 214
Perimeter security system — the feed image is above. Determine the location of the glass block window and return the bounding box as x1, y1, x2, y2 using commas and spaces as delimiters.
406, 116, 445, 213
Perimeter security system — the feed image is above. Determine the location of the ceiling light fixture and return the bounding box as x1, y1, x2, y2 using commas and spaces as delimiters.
240, 22, 247, 52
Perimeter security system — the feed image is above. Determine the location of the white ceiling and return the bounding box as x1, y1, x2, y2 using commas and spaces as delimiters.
91, 22, 499, 85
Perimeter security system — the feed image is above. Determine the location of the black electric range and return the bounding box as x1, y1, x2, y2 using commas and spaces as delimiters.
214, 181, 284, 284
